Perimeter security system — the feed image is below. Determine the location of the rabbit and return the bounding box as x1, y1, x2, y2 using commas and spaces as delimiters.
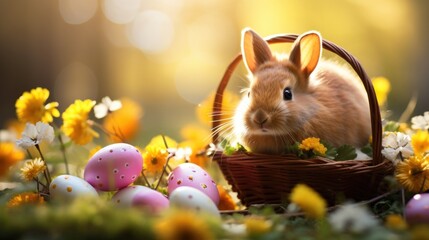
232, 28, 371, 154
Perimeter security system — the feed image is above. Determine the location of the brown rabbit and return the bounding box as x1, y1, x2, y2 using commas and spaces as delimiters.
232, 28, 371, 154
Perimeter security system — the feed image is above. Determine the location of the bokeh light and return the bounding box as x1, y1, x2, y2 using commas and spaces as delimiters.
54, 62, 98, 109
127, 10, 174, 54
102, 0, 141, 24
59, 0, 98, 25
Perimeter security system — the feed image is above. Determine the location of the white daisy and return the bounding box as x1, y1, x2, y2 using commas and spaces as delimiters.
16, 122, 54, 149
328, 203, 379, 233
94, 96, 122, 119
381, 131, 413, 164
411, 111, 429, 130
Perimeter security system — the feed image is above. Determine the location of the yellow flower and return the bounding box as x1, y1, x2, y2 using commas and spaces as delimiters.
298, 137, 327, 156
385, 214, 407, 231
395, 154, 429, 193
0, 142, 25, 178
372, 76, 391, 106
147, 135, 178, 149
217, 185, 237, 211
196, 90, 240, 127
154, 210, 215, 240
7, 192, 45, 208
20, 158, 46, 182
15, 87, 60, 124
61, 99, 99, 145
89, 145, 102, 158
411, 130, 429, 155
143, 145, 168, 175
102, 98, 142, 142
179, 124, 212, 167
290, 184, 327, 219
244, 216, 272, 235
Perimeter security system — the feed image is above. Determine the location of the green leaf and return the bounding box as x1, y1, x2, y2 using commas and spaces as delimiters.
321, 141, 336, 159
335, 145, 357, 161
384, 121, 400, 132
360, 143, 373, 157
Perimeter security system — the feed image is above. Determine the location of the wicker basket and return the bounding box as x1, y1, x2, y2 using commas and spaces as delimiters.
211, 33, 394, 207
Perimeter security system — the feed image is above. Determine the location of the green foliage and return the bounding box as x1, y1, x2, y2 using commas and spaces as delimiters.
335, 145, 357, 161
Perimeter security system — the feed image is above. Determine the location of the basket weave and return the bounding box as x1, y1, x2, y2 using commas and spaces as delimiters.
211, 33, 394, 207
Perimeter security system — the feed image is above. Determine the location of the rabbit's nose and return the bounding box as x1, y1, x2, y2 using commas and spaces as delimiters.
253, 109, 269, 127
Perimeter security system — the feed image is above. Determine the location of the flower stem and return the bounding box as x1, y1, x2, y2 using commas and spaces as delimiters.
155, 152, 174, 191
154, 135, 173, 191
35, 144, 51, 184
57, 133, 70, 174
140, 170, 151, 187
89, 120, 126, 143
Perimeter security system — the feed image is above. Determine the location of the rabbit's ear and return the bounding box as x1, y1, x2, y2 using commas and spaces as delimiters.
289, 31, 322, 78
241, 28, 272, 73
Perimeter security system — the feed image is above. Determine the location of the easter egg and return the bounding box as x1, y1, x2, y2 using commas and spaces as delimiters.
405, 193, 429, 225
49, 175, 98, 202
111, 185, 169, 213
169, 186, 220, 217
84, 143, 143, 191
167, 163, 219, 205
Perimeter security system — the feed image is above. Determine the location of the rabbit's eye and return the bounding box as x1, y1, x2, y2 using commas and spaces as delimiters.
247, 91, 250, 98
283, 87, 292, 100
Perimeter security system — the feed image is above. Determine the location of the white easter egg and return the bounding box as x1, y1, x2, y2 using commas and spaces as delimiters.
169, 186, 220, 217
49, 175, 98, 202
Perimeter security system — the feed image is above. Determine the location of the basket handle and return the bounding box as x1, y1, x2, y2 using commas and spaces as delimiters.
211, 33, 383, 165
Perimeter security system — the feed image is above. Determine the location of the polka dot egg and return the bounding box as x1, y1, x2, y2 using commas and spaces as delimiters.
169, 186, 220, 217
49, 175, 98, 202
84, 143, 143, 191
167, 162, 219, 205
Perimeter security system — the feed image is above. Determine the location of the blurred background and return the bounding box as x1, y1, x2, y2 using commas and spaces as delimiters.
1, 0, 428, 144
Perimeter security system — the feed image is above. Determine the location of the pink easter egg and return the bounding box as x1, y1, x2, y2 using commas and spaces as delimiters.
405, 193, 429, 225
167, 162, 219, 205
84, 143, 143, 191
111, 185, 169, 213
132, 188, 169, 213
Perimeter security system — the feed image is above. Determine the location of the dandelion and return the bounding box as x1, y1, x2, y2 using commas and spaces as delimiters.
61, 99, 99, 145
289, 184, 326, 219
154, 210, 215, 240
244, 216, 272, 235
298, 137, 327, 156
15, 87, 60, 124
143, 145, 168, 175
328, 203, 379, 233
381, 131, 413, 164
411, 111, 429, 130
7, 192, 45, 208
102, 98, 142, 142
411, 130, 429, 155
217, 185, 237, 211
16, 122, 54, 149
20, 158, 46, 182
395, 154, 429, 193
0, 142, 25, 177
372, 76, 391, 106
94, 96, 122, 119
